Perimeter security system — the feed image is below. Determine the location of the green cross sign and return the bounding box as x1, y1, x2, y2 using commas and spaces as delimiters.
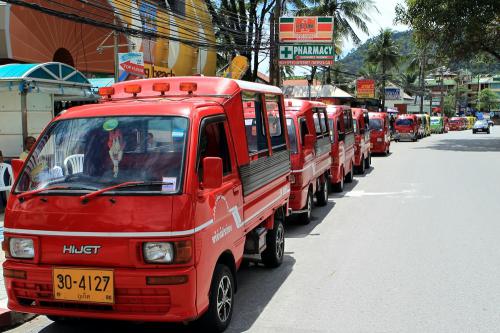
280, 46, 293, 60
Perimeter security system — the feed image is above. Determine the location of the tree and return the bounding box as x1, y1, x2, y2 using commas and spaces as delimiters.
395, 0, 500, 62
366, 29, 399, 110
478, 88, 500, 112
443, 95, 456, 117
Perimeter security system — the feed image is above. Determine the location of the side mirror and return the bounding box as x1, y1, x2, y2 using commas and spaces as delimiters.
338, 132, 345, 141
11, 159, 24, 180
303, 134, 315, 150
202, 157, 223, 189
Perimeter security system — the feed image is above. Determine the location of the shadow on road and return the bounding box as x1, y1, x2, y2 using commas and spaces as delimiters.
415, 138, 500, 152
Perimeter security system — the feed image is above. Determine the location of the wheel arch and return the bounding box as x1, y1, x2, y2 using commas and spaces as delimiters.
216, 250, 238, 292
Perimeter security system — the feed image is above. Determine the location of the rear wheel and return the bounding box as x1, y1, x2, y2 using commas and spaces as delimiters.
365, 153, 371, 169
315, 176, 328, 206
198, 264, 235, 333
487, 129, 490, 134
298, 190, 312, 225
331, 169, 344, 193
261, 219, 285, 268
356, 156, 365, 175
345, 164, 354, 183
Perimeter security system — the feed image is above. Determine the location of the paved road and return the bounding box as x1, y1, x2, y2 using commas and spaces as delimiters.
8, 127, 500, 333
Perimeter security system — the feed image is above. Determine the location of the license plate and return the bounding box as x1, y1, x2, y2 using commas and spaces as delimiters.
53, 268, 114, 304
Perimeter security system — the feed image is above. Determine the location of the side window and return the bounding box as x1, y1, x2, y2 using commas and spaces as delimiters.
318, 108, 329, 135
265, 94, 286, 152
242, 91, 268, 156
198, 120, 232, 179
299, 117, 309, 147
343, 109, 353, 132
313, 112, 322, 134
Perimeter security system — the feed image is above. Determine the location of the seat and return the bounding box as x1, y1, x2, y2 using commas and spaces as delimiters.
64, 154, 84, 175
0, 163, 13, 195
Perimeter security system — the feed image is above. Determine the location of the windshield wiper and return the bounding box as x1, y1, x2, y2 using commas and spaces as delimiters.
80, 181, 174, 203
18, 185, 98, 202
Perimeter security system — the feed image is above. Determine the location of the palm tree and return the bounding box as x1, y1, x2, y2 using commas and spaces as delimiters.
366, 29, 399, 110
400, 69, 418, 97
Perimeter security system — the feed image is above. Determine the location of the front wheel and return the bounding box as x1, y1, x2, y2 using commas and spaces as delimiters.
198, 264, 235, 333
297, 190, 312, 225
261, 219, 285, 268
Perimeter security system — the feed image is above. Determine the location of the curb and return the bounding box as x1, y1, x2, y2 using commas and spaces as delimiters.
0, 300, 36, 329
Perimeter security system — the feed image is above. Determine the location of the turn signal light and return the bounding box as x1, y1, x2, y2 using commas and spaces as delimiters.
124, 84, 142, 95
153, 83, 170, 94
3, 269, 27, 279
98, 87, 114, 97
179, 82, 197, 93
174, 240, 193, 264
146, 275, 188, 285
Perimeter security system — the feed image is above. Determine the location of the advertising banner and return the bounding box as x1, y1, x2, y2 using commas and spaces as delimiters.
144, 64, 175, 78
279, 17, 334, 43
279, 44, 334, 66
356, 79, 376, 99
385, 87, 401, 100
118, 52, 145, 81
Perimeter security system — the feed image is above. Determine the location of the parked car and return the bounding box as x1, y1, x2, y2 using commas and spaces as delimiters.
326, 105, 355, 192
430, 116, 444, 134
368, 111, 391, 155
4, 77, 292, 332
352, 108, 371, 174
285, 99, 331, 224
394, 114, 419, 142
473, 119, 490, 134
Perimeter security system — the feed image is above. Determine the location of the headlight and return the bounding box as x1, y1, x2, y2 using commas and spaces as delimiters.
143, 242, 174, 263
9, 238, 35, 259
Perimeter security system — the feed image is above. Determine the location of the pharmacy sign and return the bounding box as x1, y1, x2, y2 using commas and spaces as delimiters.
279, 44, 334, 66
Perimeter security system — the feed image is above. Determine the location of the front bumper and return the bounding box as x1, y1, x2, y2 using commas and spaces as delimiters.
3, 261, 198, 322
394, 132, 416, 141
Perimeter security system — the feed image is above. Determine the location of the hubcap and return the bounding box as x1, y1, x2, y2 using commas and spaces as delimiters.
275, 224, 284, 259
216, 276, 232, 323
307, 193, 312, 217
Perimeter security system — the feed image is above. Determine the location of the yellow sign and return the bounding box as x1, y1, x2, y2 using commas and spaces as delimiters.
53, 268, 114, 304
223, 56, 249, 80
144, 64, 175, 78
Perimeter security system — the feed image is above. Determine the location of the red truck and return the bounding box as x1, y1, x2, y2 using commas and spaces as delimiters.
352, 108, 371, 174
394, 114, 419, 142
368, 111, 391, 155
285, 99, 331, 224
326, 105, 355, 192
3, 77, 292, 332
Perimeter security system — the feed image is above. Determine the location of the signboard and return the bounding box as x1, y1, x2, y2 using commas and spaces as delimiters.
385, 87, 401, 100
222, 55, 249, 79
144, 64, 175, 78
118, 52, 145, 81
279, 44, 334, 66
356, 79, 376, 99
279, 17, 334, 43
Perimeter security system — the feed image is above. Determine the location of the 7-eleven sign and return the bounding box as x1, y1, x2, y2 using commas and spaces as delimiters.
279, 17, 334, 43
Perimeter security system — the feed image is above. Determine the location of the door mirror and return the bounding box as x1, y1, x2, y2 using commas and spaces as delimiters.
11, 159, 24, 181
202, 157, 223, 189
303, 134, 315, 150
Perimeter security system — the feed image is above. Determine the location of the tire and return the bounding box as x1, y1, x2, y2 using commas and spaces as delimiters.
365, 153, 371, 169
473, 130, 476, 134
487, 129, 490, 134
331, 169, 344, 193
356, 156, 365, 175
198, 264, 235, 333
345, 165, 353, 183
315, 176, 328, 207
261, 219, 285, 268
297, 190, 312, 225
385, 145, 390, 156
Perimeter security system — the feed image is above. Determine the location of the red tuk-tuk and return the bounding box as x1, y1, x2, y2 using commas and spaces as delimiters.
352, 108, 371, 174
394, 114, 419, 142
449, 117, 463, 131
368, 111, 391, 155
3, 77, 292, 332
326, 105, 355, 192
285, 99, 331, 224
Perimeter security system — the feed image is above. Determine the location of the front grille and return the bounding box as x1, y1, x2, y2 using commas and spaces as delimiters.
13, 282, 171, 314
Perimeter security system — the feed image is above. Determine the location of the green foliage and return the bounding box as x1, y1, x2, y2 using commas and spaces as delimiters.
395, 0, 500, 62
443, 95, 456, 117
478, 88, 500, 111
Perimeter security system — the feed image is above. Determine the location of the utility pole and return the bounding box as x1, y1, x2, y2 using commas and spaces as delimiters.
270, 1, 281, 86
113, 17, 119, 82
419, 52, 426, 114
439, 67, 445, 117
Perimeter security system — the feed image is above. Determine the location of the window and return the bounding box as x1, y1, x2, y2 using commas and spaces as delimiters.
313, 112, 322, 134
299, 117, 309, 147
353, 119, 358, 134
343, 109, 353, 132
198, 121, 232, 178
313, 108, 329, 139
166, 0, 185, 16
286, 119, 298, 154
329, 119, 335, 143
265, 94, 286, 152
242, 91, 268, 155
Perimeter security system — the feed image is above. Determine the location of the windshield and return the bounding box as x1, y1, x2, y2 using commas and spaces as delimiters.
15, 116, 189, 194
369, 118, 383, 130
286, 118, 298, 154
475, 120, 487, 126
431, 118, 441, 124
395, 118, 413, 126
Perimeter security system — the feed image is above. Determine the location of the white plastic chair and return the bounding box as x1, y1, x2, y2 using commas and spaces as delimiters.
0, 163, 13, 195
64, 154, 84, 175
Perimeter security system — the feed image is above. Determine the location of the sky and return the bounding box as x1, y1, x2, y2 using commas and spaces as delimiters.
341, 0, 408, 57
